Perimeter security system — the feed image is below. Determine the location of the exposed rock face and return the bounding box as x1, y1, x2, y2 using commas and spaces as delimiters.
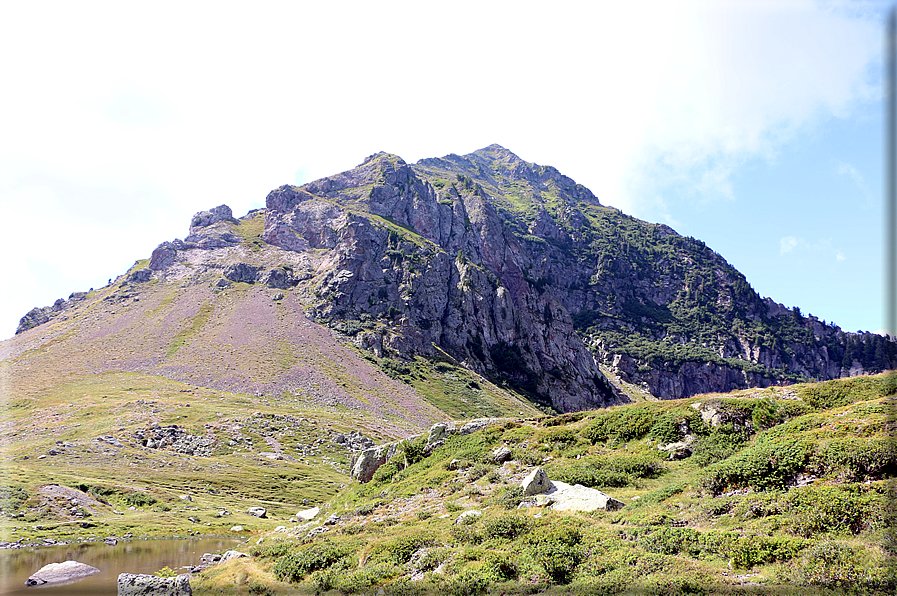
16, 292, 88, 334
14, 146, 893, 405
223, 263, 261, 284
117, 573, 191, 596
26, 560, 100, 586
261, 149, 622, 412
190, 205, 236, 233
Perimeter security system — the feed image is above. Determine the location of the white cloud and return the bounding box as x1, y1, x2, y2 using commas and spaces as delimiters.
780, 236, 800, 255
779, 236, 847, 262
0, 0, 883, 336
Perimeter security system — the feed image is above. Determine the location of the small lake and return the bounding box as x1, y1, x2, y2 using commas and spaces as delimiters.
0, 538, 240, 595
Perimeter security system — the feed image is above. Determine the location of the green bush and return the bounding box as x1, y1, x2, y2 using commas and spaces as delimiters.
786, 485, 884, 537
123, 492, 157, 507
729, 535, 807, 569
372, 460, 401, 483
811, 438, 897, 481
481, 551, 518, 581
334, 562, 399, 594
483, 514, 530, 540
698, 435, 814, 494
525, 524, 584, 584
689, 423, 749, 467
581, 405, 657, 444
370, 532, 437, 566
447, 569, 488, 596
784, 541, 867, 589
491, 486, 524, 510
272, 539, 355, 582
638, 527, 702, 557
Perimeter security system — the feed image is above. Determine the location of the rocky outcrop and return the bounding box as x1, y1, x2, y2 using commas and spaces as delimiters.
133, 424, 216, 457
26, 560, 100, 586
16, 292, 89, 334
223, 263, 261, 284
350, 441, 404, 483
117, 573, 191, 596
189, 205, 236, 233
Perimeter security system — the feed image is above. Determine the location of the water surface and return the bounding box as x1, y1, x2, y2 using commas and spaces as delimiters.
0, 538, 240, 596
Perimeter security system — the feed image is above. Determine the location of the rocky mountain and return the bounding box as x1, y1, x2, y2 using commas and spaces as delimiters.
12, 144, 894, 413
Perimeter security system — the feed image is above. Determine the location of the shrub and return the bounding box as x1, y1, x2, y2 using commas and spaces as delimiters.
272, 539, 355, 582
811, 437, 897, 482
447, 569, 488, 596
581, 405, 656, 444
372, 460, 401, 483
247, 581, 274, 596
697, 436, 814, 494
785, 541, 866, 588
482, 551, 518, 581
525, 524, 584, 584
371, 532, 437, 566
483, 514, 530, 540
786, 485, 883, 537
335, 562, 399, 594
729, 535, 807, 569
123, 492, 157, 507
689, 423, 749, 467
491, 486, 524, 510
638, 527, 702, 557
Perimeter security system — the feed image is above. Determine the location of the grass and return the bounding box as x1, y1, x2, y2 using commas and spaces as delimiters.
216, 372, 895, 595
166, 300, 216, 357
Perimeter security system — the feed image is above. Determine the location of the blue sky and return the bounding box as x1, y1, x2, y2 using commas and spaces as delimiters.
0, 0, 889, 339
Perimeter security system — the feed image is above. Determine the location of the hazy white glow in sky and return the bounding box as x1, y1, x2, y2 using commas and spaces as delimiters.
0, 0, 887, 338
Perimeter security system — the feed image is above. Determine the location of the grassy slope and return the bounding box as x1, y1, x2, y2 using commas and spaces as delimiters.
206, 373, 895, 596
0, 216, 541, 547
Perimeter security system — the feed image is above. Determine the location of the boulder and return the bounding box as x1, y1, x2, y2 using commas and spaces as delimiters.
520, 467, 553, 496
117, 573, 192, 595
350, 442, 401, 482
230, 525, 244, 532
221, 550, 248, 562
296, 506, 320, 521
459, 418, 501, 436
246, 507, 267, 518
25, 560, 100, 586
454, 510, 482, 525
528, 481, 625, 512
490, 446, 512, 463
426, 422, 456, 449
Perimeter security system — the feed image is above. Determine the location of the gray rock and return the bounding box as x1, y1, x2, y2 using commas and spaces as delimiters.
221, 550, 248, 562
459, 418, 501, 436
246, 507, 267, 518
454, 510, 482, 524
26, 560, 100, 586
129, 269, 153, 283
490, 446, 512, 463
117, 573, 192, 595
230, 525, 244, 532
223, 263, 261, 284
190, 205, 236, 233
350, 441, 402, 483
296, 506, 320, 521
536, 481, 625, 512
520, 467, 553, 496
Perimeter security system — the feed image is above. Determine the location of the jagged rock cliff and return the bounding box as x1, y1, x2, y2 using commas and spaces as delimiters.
16, 145, 894, 408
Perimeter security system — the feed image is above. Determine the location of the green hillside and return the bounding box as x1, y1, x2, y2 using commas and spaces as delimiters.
188, 373, 896, 595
